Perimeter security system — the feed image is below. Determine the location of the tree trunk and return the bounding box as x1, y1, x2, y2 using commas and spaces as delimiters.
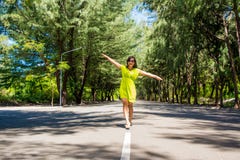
223, 18, 239, 109
214, 78, 219, 106
233, 0, 240, 58
62, 71, 69, 105
215, 56, 220, 106
210, 84, 215, 99
153, 81, 157, 101
172, 73, 176, 103
107, 91, 111, 101
175, 69, 180, 103
193, 54, 198, 105
172, 87, 175, 103
51, 79, 54, 107
193, 76, 198, 104
91, 88, 96, 101
166, 79, 170, 102
180, 79, 183, 104
186, 51, 193, 104
158, 81, 162, 102
76, 56, 90, 104
61, 27, 75, 106
101, 90, 104, 101
186, 69, 191, 104
219, 78, 225, 108
56, 28, 65, 105
180, 68, 184, 104
203, 83, 206, 97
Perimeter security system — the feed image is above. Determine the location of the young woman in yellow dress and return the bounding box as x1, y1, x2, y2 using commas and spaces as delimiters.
102, 54, 162, 129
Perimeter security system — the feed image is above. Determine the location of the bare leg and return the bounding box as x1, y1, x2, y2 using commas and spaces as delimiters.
128, 102, 133, 125
122, 98, 130, 128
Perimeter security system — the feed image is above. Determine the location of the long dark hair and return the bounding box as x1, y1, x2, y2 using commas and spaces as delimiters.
126, 56, 138, 68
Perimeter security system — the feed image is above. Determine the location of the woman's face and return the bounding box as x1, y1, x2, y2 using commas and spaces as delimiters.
127, 58, 135, 68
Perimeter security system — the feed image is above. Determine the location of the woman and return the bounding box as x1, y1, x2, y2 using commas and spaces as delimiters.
102, 54, 162, 129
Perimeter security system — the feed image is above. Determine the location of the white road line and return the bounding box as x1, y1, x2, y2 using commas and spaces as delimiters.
120, 130, 131, 160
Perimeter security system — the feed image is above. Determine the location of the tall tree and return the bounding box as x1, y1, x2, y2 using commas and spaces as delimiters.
232, 0, 240, 58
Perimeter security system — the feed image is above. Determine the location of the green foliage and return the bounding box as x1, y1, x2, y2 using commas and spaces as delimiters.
141, 0, 240, 107
0, 0, 141, 105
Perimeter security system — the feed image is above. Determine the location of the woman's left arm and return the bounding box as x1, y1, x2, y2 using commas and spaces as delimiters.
137, 69, 163, 81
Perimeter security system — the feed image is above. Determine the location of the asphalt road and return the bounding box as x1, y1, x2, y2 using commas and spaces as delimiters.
0, 101, 239, 160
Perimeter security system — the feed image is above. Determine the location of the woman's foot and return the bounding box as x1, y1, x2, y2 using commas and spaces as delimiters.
125, 123, 131, 129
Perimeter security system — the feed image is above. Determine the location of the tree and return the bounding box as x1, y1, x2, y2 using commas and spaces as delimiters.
232, 0, 240, 58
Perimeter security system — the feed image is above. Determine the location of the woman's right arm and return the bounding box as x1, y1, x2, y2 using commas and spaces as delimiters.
102, 54, 121, 69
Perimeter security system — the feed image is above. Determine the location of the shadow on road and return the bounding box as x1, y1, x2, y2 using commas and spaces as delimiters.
135, 102, 240, 151
131, 144, 174, 160
0, 107, 126, 159
136, 102, 240, 125
0, 140, 120, 159
0, 110, 123, 135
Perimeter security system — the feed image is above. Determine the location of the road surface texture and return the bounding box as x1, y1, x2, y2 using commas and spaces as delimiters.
0, 101, 239, 160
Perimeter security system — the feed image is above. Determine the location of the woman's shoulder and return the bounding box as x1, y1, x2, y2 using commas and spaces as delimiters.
121, 65, 127, 69
135, 68, 140, 71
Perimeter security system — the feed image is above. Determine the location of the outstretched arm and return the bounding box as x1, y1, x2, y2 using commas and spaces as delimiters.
138, 69, 163, 81
102, 54, 121, 69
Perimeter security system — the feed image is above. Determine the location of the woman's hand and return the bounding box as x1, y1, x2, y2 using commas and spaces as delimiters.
101, 53, 121, 69
138, 69, 163, 81
155, 76, 163, 81
102, 53, 107, 58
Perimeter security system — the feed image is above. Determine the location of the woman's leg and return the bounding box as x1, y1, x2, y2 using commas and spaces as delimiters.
128, 102, 133, 125
122, 98, 130, 128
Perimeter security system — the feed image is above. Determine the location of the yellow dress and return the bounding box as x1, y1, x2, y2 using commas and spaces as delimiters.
119, 65, 139, 103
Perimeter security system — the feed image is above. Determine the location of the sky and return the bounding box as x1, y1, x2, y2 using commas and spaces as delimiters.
130, 5, 157, 26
